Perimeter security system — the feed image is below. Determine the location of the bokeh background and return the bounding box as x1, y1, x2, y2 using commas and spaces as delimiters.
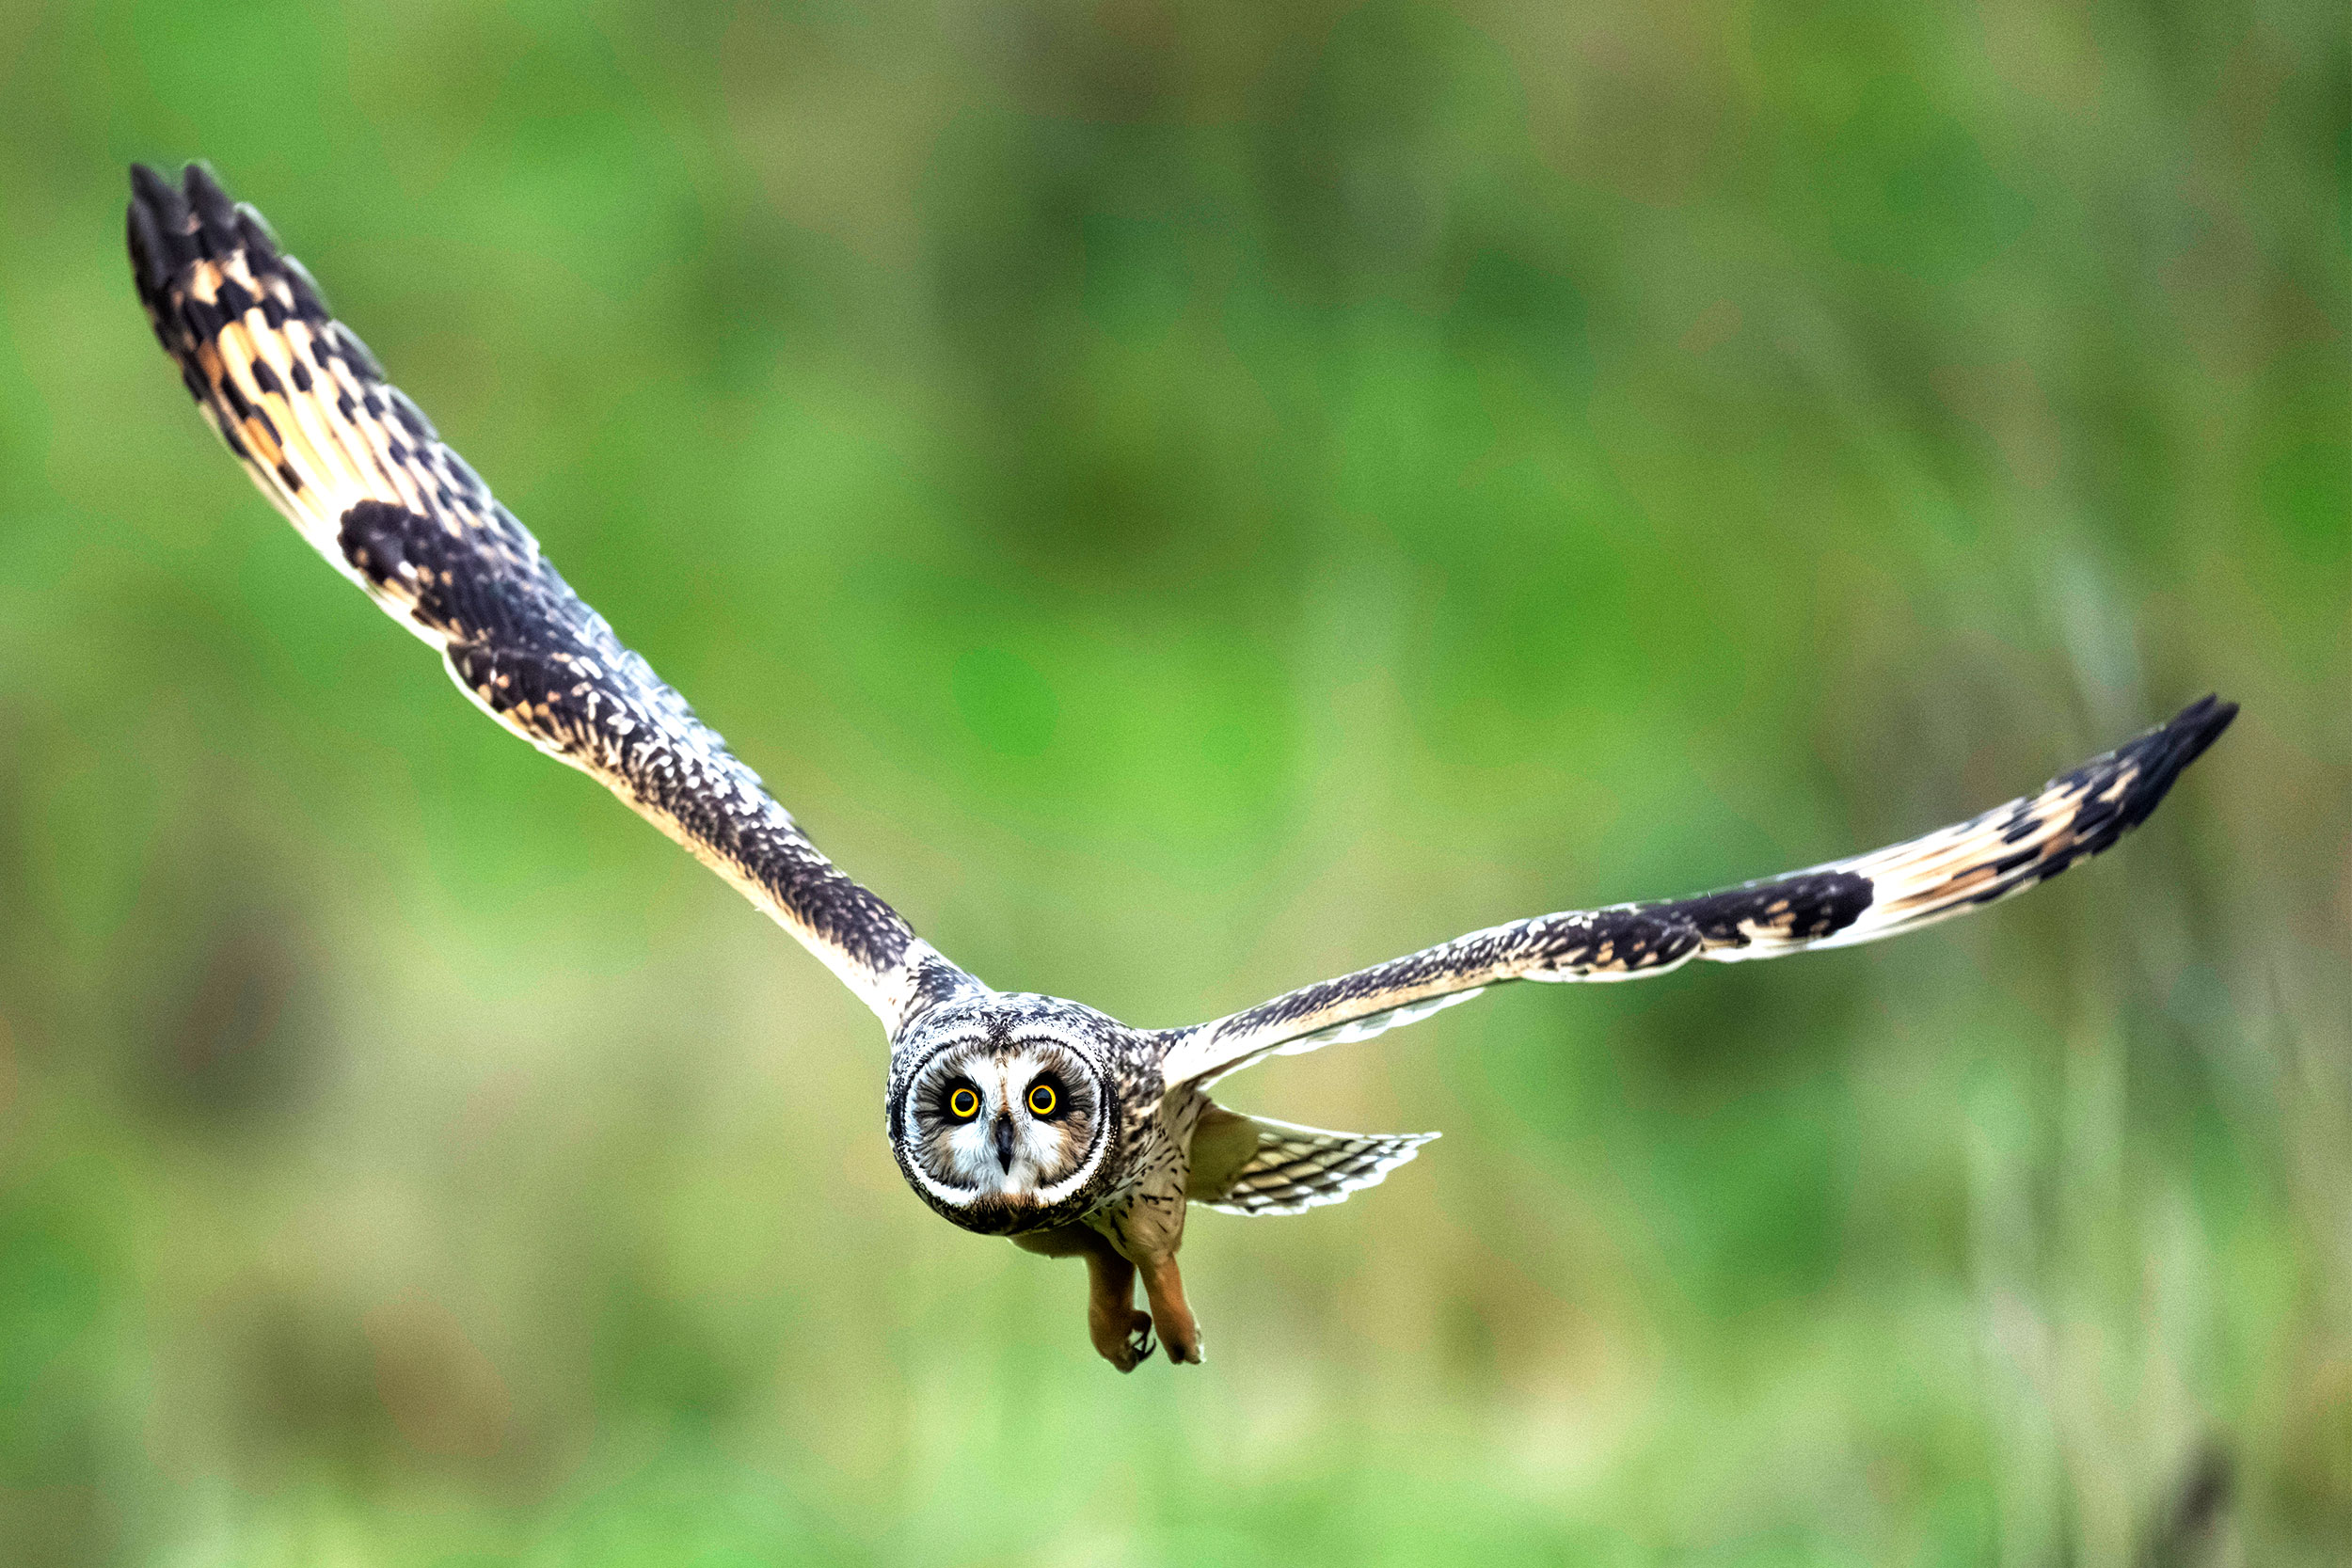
0, 0, 2345, 1562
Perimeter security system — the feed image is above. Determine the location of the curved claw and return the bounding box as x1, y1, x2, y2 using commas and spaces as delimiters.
1094, 1307, 1156, 1372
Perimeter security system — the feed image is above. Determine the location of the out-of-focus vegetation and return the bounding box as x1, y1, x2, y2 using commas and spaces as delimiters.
0, 0, 2344, 1562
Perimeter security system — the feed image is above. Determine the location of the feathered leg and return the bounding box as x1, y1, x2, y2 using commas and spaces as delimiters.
1086, 1247, 1154, 1370
1136, 1252, 1203, 1365
1011, 1224, 1155, 1371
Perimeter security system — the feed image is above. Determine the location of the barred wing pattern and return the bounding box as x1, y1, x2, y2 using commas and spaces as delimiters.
1191, 1117, 1438, 1217
1161, 696, 2235, 1089
127, 163, 970, 1037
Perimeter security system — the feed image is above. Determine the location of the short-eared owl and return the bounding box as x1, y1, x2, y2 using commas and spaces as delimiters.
128, 164, 2234, 1370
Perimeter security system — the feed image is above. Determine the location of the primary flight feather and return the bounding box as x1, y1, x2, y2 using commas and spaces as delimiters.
128, 162, 2234, 1370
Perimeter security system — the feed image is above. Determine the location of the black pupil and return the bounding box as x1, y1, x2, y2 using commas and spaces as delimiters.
950, 1088, 977, 1117
1029, 1084, 1055, 1114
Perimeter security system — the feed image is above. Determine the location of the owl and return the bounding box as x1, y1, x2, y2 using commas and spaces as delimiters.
127, 164, 2234, 1370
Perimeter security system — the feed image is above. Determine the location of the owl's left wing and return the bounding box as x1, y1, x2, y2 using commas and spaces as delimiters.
127, 162, 975, 1037
1158, 697, 2234, 1090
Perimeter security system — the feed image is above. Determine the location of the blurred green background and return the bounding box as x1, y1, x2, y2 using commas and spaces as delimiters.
0, 0, 2345, 1562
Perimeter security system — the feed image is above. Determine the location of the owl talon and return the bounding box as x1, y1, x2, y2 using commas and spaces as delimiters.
1092, 1307, 1155, 1371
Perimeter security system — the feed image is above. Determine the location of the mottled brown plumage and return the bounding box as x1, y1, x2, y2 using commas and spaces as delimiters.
127, 162, 2234, 1370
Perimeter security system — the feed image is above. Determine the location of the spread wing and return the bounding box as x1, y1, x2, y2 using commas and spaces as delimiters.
1158, 696, 2235, 1089
126, 162, 974, 1037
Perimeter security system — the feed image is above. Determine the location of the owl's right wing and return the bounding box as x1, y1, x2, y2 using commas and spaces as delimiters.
127, 162, 976, 1038
1157, 696, 2234, 1090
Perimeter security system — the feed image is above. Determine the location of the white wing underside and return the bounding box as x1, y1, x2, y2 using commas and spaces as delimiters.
1160, 696, 2233, 1090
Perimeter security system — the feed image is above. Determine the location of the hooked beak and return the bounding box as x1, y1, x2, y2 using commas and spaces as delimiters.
993, 1116, 1017, 1174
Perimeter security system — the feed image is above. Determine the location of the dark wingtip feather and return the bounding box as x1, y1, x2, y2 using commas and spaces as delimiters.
126, 161, 196, 304
124, 162, 368, 393
233, 201, 282, 265
2112, 693, 2236, 832
127, 161, 263, 293
128, 161, 179, 215
127, 161, 183, 222
182, 160, 237, 238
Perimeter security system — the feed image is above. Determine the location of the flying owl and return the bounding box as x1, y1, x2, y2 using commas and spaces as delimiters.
126, 163, 2234, 1370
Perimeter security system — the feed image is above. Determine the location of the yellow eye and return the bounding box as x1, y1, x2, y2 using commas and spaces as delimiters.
1026, 1083, 1057, 1117
947, 1086, 979, 1120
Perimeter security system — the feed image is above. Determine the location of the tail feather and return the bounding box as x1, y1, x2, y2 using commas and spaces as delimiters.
1188, 1104, 1436, 1216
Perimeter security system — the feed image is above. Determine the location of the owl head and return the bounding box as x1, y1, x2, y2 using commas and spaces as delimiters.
886, 994, 1129, 1234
